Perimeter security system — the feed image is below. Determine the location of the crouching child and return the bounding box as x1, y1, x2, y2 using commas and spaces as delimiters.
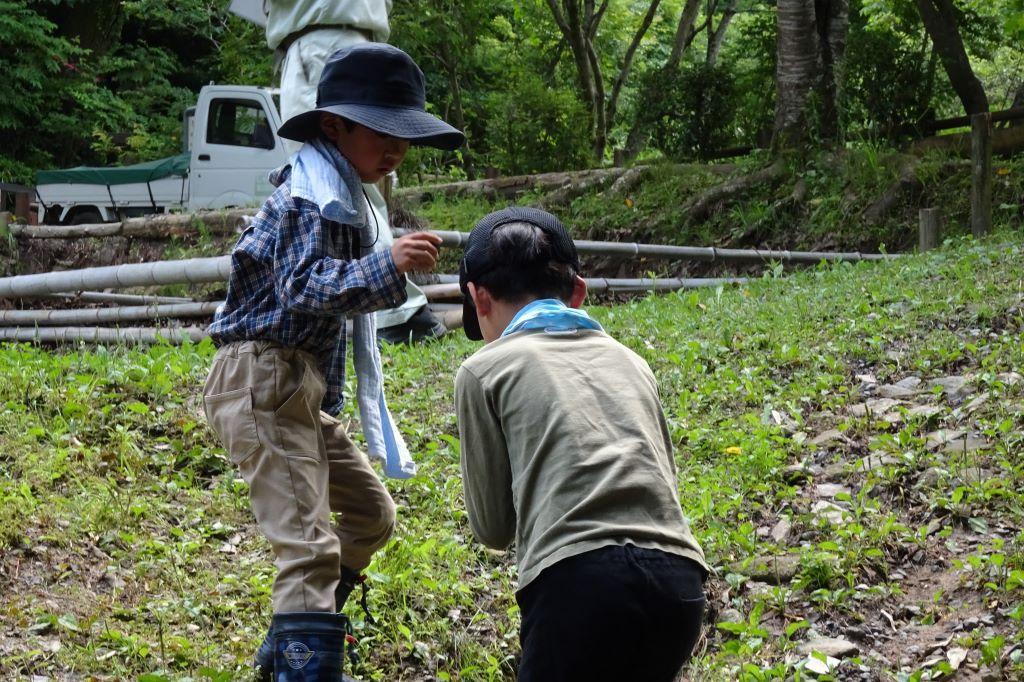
454, 207, 709, 682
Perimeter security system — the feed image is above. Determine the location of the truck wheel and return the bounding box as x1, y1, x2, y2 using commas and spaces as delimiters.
69, 210, 103, 225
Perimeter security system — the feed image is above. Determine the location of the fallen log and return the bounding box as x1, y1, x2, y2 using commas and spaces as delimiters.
910, 124, 1024, 157
8, 209, 251, 239
394, 167, 633, 205
0, 302, 220, 326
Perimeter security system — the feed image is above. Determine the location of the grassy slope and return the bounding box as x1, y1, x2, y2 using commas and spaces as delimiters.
1, 235, 1024, 681
411, 150, 1024, 266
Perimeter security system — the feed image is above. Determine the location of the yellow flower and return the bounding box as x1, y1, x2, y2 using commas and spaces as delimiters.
725, 446, 742, 455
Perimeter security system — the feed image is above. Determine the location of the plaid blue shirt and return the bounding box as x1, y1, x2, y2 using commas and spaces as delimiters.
209, 164, 407, 415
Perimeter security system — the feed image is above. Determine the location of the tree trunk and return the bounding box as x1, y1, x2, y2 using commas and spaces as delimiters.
706, 0, 739, 68
773, 0, 820, 150
620, 0, 703, 161
605, 0, 664, 134
546, 0, 605, 159
816, 0, 849, 142
772, 0, 849, 151
913, 0, 989, 115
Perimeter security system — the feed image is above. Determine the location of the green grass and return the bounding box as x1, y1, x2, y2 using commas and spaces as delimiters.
2, 233, 1024, 680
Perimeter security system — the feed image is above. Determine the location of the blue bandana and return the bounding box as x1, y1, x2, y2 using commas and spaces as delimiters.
501, 299, 604, 337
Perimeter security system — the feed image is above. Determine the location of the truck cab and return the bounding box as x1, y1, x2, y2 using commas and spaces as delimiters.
186, 85, 287, 211
34, 85, 289, 224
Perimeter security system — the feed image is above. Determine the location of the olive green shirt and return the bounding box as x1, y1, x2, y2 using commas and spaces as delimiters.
455, 328, 708, 589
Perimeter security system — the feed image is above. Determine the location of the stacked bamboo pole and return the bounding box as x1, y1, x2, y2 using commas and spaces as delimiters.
0, 227, 895, 344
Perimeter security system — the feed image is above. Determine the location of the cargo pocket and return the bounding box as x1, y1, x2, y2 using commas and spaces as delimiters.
204, 387, 261, 465
273, 362, 325, 456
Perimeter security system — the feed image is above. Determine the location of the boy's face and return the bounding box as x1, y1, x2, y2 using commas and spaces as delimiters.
321, 115, 410, 183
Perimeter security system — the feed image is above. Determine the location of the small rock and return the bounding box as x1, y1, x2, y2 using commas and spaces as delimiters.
812, 500, 847, 524
814, 483, 851, 499
745, 580, 773, 598
798, 636, 859, 658
963, 393, 990, 413
821, 461, 849, 481
926, 429, 966, 450
731, 554, 801, 584
878, 384, 919, 399
996, 372, 1022, 386
770, 518, 793, 544
917, 466, 944, 489
929, 376, 972, 403
895, 376, 923, 390
856, 373, 878, 385
810, 429, 847, 447
857, 453, 900, 471
907, 405, 944, 419
849, 398, 902, 418
957, 467, 996, 484
719, 608, 743, 624
942, 436, 990, 455
782, 463, 811, 484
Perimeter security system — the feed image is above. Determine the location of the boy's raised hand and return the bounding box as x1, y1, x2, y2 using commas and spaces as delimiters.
391, 232, 443, 274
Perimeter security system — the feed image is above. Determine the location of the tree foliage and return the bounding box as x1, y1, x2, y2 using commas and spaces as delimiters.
1, 0, 1021, 186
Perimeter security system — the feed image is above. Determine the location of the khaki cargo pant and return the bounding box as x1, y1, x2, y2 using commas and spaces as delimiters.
203, 341, 396, 613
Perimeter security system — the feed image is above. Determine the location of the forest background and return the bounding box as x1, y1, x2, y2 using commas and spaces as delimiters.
2, 0, 1022, 189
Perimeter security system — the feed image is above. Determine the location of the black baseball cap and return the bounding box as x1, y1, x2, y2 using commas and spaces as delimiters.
278, 43, 465, 150
458, 207, 580, 340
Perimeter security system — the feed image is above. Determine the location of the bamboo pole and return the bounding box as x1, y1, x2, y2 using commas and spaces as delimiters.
0, 302, 220, 326
420, 277, 748, 301
0, 256, 231, 298
395, 228, 895, 264
43, 292, 195, 305
0, 326, 207, 344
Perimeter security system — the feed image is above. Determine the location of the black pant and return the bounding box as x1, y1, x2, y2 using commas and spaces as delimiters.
516, 544, 706, 682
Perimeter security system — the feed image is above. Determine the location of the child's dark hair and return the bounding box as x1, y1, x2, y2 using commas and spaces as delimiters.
472, 222, 578, 303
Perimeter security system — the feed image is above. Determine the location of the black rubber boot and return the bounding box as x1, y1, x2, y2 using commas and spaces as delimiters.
272, 612, 348, 681
334, 566, 361, 613
377, 304, 446, 345
254, 626, 274, 680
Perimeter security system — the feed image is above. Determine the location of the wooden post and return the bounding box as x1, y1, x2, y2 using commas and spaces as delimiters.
970, 112, 992, 237
919, 208, 941, 252
14, 192, 31, 225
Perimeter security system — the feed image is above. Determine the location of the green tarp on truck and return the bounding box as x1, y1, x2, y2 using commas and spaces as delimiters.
36, 153, 190, 186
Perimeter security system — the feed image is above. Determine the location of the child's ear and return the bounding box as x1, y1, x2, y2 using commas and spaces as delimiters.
468, 282, 492, 317
319, 114, 343, 142
568, 275, 587, 308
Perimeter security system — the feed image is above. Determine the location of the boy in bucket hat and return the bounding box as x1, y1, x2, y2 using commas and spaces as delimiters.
203, 43, 463, 681
455, 207, 710, 682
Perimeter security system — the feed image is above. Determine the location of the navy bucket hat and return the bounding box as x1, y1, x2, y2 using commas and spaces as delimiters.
459, 207, 580, 341
278, 43, 465, 150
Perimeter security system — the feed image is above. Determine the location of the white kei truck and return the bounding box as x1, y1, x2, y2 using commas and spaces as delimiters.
34, 85, 288, 225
